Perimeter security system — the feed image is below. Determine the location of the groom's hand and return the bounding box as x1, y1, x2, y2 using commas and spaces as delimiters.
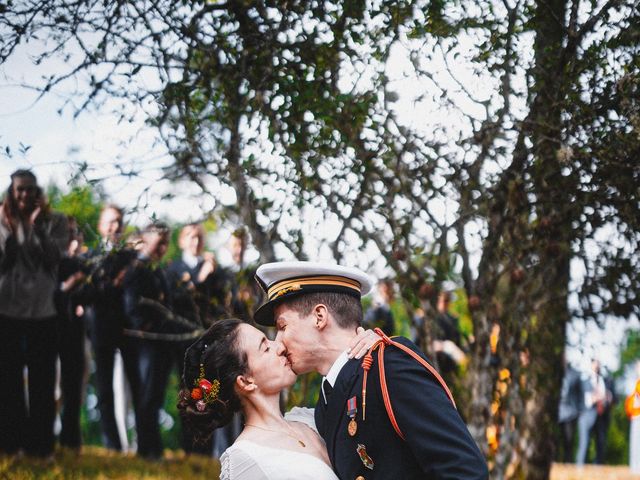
348, 327, 381, 359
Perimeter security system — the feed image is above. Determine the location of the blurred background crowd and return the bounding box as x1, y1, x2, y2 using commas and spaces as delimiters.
1, 168, 639, 470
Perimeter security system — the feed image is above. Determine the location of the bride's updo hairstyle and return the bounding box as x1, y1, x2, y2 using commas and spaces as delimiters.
178, 318, 248, 441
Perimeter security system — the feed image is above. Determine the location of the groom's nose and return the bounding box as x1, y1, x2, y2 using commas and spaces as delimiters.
275, 339, 287, 357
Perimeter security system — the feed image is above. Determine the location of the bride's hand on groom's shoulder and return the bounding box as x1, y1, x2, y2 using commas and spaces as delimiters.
348, 327, 381, 359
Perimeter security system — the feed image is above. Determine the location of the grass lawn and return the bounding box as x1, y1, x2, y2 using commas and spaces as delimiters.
0, 446, 220, 479
2, 448, 634, 479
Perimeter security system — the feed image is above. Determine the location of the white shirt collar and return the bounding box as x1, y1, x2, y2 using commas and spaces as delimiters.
321, 350, 349, 404
325, 351, 349, 386
182, 252, 200, 270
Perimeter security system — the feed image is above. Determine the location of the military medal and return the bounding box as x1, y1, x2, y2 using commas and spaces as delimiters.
347, 396, 358, 436
356, 443, 374, 470
348, 418, 358, 436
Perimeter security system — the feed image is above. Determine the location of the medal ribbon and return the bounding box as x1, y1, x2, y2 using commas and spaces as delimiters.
347, 396, 357, 418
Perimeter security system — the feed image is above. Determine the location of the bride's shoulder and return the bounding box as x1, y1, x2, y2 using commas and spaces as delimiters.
220, 441, 268, 480
284, 406, 317, 431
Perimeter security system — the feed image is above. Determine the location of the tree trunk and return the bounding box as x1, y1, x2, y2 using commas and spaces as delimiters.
516, 0, 572, 476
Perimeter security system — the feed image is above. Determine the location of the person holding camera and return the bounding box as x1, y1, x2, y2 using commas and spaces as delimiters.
0, 169, 68, 458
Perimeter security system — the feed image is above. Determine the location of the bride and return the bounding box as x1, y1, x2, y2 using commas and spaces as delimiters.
178, 318, 377, 479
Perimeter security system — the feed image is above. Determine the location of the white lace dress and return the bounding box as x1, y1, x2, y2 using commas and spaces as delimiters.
219, 408, 338, 480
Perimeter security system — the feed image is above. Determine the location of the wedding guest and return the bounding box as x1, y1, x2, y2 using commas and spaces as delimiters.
363, 278, 395, 336
167, 223, 231, 327
54, 216, 89, 450
0, 169, 68, 458
122, 222, 174, 460
227, 228, 261, 320
576, 359, 612, 465
594, 371, 616, 464
81, 205, 139, 451
557, 356, 582, 463
166, 223, 222, 454
432, 291, 467, 378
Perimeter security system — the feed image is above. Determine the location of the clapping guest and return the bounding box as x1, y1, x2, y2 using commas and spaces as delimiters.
167, 223, 231, 327
0, 169, 68, 458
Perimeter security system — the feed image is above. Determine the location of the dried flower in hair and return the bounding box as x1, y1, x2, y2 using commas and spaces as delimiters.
191, 387, 203, 401
193, 364, 221, 406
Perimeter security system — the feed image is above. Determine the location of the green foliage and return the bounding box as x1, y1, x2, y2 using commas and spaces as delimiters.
161, 372, 183, 451
47, 184, 104, 249
164, 227, 183, 265
287, 372, 322, 410
450, 288, 473, 341
78, 382, 103, 447
606, 402, 630, 466
621, 332, 640, 368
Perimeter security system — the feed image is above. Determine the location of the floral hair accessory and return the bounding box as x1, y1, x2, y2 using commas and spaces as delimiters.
191, 363, 220, 406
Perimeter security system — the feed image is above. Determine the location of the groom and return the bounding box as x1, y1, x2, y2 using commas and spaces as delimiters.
254, 261, 488, 479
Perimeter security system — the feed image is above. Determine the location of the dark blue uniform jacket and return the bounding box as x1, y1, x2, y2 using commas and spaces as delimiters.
315, 336, 488, 480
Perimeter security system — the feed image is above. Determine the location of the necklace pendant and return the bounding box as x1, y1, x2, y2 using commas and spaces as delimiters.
298, 440, 306, 448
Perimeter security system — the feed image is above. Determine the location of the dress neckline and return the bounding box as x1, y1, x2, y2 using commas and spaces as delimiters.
231, 439, 333, 468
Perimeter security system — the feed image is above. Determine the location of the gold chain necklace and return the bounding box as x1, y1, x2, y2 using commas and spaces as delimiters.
244, 422, 306, 448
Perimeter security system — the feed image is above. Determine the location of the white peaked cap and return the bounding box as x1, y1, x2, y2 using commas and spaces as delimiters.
253, 261, 372, 326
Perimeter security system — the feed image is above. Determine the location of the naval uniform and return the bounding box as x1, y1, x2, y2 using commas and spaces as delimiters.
252, 260, 488, 479
315, 336, 488, 480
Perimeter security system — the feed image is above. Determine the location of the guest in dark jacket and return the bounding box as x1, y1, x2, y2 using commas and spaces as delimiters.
80, 205, 139, 451
122, 222, 177, 460
363, 278, 396, 337
0, 169, 68, 458
557, 358, 582, 463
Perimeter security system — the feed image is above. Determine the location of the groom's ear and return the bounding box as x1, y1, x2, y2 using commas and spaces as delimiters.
236, 374, 257, 394
313, 304, 329, 331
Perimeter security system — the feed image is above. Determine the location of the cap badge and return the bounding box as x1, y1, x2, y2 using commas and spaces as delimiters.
273, 284, 302, 299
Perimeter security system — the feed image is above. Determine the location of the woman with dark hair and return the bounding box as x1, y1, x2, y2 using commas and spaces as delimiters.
0, 169, 68, 458
178, 318, 376, 479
